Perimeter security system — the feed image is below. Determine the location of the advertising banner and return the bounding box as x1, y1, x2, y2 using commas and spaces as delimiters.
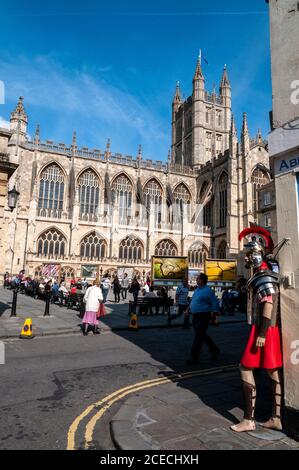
204, 259, 237, 282
42, 264, 61, 279
81, 265, 98, 279
151, 256, 188, 286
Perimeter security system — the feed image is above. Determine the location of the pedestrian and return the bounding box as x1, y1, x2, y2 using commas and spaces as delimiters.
173, 279, 190, 328
121, 273, 130, 300
51, 281, 59, 302
186, 273, 220, 365
101, 274, 111, 303
112, 275, 121, 303
237, 277, 247, 315
129, 276, 141, 305
82, 280, 103, 336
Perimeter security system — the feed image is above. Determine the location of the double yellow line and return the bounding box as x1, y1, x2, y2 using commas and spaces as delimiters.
67, 364, 237, 450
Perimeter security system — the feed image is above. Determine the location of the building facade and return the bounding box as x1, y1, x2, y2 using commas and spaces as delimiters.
0, 58, 272, 281
267, 0, 299, 439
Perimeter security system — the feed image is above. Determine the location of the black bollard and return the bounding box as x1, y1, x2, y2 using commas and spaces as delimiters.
44, 291, 51, 317
11, 287, 18, 317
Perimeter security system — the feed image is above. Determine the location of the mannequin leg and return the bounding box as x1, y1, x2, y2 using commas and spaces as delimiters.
261, 369, 283, 431
230, 367, 256, 432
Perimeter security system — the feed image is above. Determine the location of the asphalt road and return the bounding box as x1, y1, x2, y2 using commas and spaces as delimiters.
0, 322, 248, 450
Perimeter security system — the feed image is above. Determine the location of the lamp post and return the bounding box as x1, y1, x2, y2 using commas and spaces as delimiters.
8, 186, 20, 317
8, 185, 20, 212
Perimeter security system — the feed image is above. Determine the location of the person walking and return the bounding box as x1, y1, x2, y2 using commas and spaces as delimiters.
101, 274, 111, 304
112, 275, 121, 303
129, 277, 141, 305
121, 273, 130, 301
173, 280, 190, 328
186, 273, 220, 365
82, 280, 103, 336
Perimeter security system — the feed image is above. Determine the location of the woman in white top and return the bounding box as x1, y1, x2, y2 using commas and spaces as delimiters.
82, 280, 103, 336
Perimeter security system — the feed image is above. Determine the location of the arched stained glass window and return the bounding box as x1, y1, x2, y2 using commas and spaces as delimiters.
144, 179, 162, 226
155, 239, 178, 257
188, 243, 209, 267
251, 167, 270, 222
61, 266, 75, 280
198, 182, 212, 227
217, 241, 227, 260
37, 228, 66, 258
112, 175, 133, 225
173, 184, 191, 222
218, 173, 228, 228
80, 232, 106, 260
119, 236, 143, 261
78, 170, 100, 217
38, 165, 65, 212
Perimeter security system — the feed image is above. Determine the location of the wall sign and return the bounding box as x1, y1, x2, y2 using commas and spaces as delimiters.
275, 155, 299, 176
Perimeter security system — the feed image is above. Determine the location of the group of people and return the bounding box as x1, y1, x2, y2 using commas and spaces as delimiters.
100, 273, 144, 304
221, 278, 247, 316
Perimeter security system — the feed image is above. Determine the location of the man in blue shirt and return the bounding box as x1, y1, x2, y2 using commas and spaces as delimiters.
186, 273, 220, 365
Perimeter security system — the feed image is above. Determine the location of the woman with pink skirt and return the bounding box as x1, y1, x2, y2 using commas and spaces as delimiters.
82, 280, 103, 336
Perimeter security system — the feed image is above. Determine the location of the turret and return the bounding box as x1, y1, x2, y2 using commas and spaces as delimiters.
10, 96, 28, 139
171, 82, 183, 162
192, 54, 205, 101
241, 112, 250, 155
229, 115, 238, 157
220, 65, 231, 108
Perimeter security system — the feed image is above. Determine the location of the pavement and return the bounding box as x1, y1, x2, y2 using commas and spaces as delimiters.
110, 366, 299, 451
0, 287, 246, 339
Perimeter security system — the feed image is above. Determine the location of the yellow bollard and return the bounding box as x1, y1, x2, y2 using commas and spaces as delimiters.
128, 313, 138, 331
20, 318, 35, 339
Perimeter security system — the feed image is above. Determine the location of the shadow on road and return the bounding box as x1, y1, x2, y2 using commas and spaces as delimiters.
97, 302, 273, 429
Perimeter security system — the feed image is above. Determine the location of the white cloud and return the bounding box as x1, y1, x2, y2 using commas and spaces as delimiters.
0, 56, 169, 159
0, 116, 10, 129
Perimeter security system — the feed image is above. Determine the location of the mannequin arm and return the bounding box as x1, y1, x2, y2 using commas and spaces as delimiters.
256, 299, 273, 348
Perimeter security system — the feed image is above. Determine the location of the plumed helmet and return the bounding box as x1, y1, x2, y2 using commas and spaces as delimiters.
239, 225, 274, 268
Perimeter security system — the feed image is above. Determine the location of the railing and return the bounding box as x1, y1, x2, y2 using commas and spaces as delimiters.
37, 208, 68, 220
25, 141, 196, 176
79, 213, 101, 223
205, 92, 223, 105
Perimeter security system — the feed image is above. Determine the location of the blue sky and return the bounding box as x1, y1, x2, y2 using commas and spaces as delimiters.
0, 0, 271, 161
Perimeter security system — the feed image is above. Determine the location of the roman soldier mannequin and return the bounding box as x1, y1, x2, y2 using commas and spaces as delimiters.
231, 226, 283, 433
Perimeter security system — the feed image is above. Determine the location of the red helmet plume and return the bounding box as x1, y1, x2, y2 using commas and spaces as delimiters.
239, 225, 274, 252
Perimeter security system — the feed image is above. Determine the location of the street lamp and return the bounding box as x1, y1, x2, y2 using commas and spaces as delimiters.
8, 186, 20, 212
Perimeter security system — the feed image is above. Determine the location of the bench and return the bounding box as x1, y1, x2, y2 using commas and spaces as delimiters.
67, 293, 84, 311
128, 297, 174, 316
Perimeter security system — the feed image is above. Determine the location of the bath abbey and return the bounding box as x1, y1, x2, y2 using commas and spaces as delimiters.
0, 56, 272, 280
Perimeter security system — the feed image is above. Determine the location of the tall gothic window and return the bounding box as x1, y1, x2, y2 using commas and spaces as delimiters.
78, 170, 100, 218
112, 174, 133, 225
61, 266, 75, 280
38, 164, 65, 213
188, 242, 208, 267
80, 232, 106, 260
198, 182, 212, 228
251, 167, 270, 222
173, 184, 191, 223
119, 236, 143, 261
217, 240, 227, 260
155, 239, 178, 257
144, 179, 162, 226
37, 228, 66, 258
218, 172, 228, 228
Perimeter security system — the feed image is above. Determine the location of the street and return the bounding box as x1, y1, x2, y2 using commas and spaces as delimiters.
0, 312, 247, 450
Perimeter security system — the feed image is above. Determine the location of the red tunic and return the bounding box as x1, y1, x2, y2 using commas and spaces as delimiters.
241, 324, 283, 369
241, 292, 283, 369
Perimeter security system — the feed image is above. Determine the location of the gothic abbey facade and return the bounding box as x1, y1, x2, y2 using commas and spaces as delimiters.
0, 57, 272, 280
